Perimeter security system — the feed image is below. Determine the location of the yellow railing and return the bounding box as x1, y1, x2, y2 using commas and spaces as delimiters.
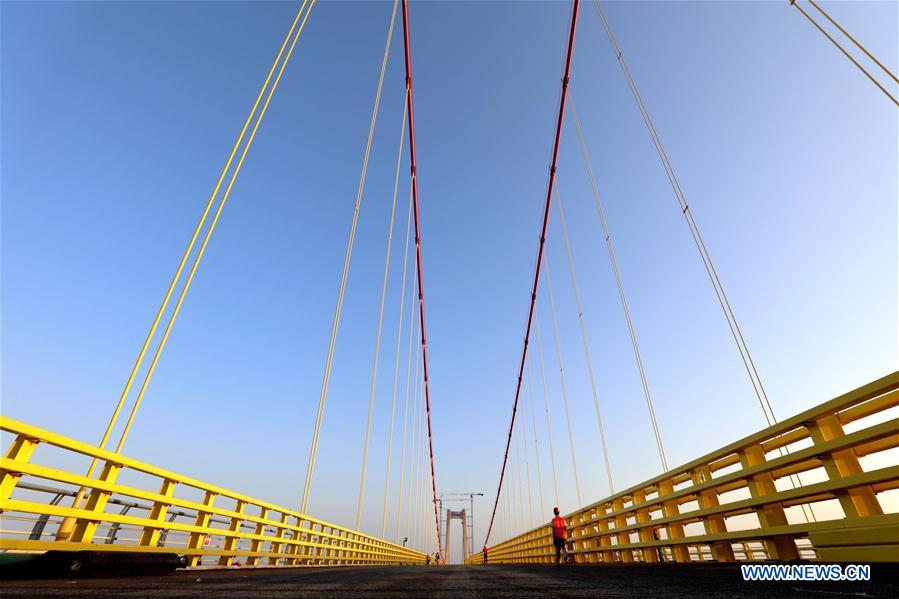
467, 372, 899, 564
0, 418, 425, 567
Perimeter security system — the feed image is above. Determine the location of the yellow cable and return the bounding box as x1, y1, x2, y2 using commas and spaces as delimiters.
382, 104, 412, 540
409, 368, 424, 545
405, 347, 423, 538
396, 268, 419, 540
519, 416, 534, 528
76, 0, 311, 486
115, 0, 317, 454
356, 0, 405, 521
301, 0, 397, 513
542, 248, 583, 507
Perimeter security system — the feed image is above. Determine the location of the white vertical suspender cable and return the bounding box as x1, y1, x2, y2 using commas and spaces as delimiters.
355, 0, 402, 532
507, 434, 519, 533
554, 185, 618, 489
412, 378, 426, 547
542, 248, 583, 506
526, 357, 546, 518
396, 248, 419, 540
592, 0, 814, 521
591, 0, 776, 427
520, 389, 536, 527
301, 0, 397, 513
406, 349, 423, 538
569, 101, 668, 473
533, 306, 561, 507
373, 93, 411, 537
514, 430, 526, 531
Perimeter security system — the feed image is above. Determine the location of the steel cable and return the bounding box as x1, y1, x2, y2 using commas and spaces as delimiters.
381, 167, 413, 538
592, 0, 778, 428
520, 391, 535, 526
554, 186, 617, 490
569, 102, 667, 472
592, 0, 815, 522
301, 0, 396, 513
484, 0, 580, 546
396, 272, 419, 539
399, 0, 442, 553
356, 0, 405, 523
543, 248, 584, 507
533, 307, 561, 507
526, 358, 546, 517
66, 3, 316, 525
115, 0, 318, 454
790, 0, 898, 105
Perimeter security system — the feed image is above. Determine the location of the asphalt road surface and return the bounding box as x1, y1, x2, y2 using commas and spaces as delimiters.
4, 564, 898, 598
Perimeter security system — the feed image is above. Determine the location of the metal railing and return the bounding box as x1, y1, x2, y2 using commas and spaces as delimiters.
0, 418, 425, 566
468, 372, 899, 564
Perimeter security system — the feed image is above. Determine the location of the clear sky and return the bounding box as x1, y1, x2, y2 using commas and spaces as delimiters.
2, 1, 896, 562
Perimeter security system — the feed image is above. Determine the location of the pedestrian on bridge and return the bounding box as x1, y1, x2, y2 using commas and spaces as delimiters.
483, 545, 488, 564
551, 507, 568, 565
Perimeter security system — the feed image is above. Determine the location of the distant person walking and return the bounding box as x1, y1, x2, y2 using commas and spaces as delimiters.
483, 545, 488, 564
551, 507, 568, 565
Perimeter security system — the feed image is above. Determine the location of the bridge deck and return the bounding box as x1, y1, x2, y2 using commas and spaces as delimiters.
3, 564, 898, 598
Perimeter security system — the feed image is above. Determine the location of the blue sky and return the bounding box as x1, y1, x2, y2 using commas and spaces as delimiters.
2, 1, 896, 560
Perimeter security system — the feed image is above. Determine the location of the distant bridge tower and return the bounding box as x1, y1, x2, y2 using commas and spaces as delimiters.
437, 492, 482, 563
443, 509, 470, 564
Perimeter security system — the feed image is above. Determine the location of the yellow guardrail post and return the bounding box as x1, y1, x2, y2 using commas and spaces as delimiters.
1, 435, 38, 501
691, 464, 734, 561
268, 512, 290, 565
657, 479, 691, 563
739, 444, 800, 561
139, 478, 177, 547
218, 499, 246, 567
633, 490, 657, 563
611, 497, 631, 562
808, 413, 883, 518
285, 517, 302, 566
187, 490, 216, 566
69, 461, 122, 545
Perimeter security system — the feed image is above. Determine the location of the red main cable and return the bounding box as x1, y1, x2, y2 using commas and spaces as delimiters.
484, 0, 580, 547
400, 0, 441, 557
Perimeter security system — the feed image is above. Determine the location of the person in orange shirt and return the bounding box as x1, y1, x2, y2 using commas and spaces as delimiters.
483, 545, 489, 564
551, 507, 568, 565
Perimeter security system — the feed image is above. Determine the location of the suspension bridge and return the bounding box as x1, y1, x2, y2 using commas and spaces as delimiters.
1, 0, 897, 595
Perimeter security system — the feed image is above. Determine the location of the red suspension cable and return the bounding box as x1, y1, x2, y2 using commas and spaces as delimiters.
400, 0, 441, 557
484, 0, 580, 547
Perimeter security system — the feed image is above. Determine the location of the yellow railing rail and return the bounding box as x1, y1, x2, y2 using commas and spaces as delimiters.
467, 372, 899, 565
0, 418, 425, 567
